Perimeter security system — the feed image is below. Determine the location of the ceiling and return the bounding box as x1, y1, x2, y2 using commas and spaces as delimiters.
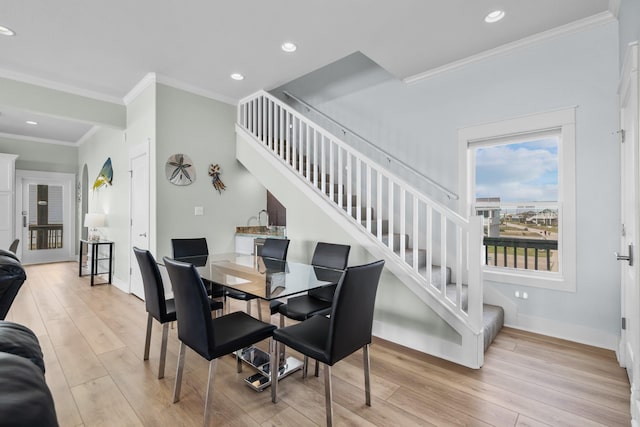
0, 0, 614, 145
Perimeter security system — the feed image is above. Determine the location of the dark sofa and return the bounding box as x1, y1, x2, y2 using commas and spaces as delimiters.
0, 248, 26, 320
0, 251, 58, 426
0, 321, 58, 426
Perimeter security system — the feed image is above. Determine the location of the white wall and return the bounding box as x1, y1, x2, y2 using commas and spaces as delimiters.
78, 83, 156, 290
277, 22, 621, 347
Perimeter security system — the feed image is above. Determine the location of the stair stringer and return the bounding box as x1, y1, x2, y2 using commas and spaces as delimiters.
237, 126, 484, 368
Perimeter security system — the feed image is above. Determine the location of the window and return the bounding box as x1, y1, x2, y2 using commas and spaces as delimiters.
458, 108, 576, 291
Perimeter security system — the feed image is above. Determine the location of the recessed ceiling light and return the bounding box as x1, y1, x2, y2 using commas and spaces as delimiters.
230, 73, 244, 81
25, 120, 38, 125
281, 42, 297, 53
484, 10, 505, 23
0, 25, 15, 36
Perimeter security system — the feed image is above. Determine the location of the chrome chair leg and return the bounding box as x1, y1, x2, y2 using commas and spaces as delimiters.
246, 300, 252, 316
203, 359, 217, 427
158, 323, 169, 379
278, 315, 286, 364
303, 356, 308, 378
324, 363, 333, 427
173, 341, 186, 403
256, 300, 263, 321
143, 313, 153, 361
236, 350, 243, 373
270, 338, 278, 403
363, 344, 371, 406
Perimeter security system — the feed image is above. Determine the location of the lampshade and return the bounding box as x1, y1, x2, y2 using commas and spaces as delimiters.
84, 213, 106, 228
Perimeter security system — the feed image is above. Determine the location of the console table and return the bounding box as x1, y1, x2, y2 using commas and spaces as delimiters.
79, 239, 113, 286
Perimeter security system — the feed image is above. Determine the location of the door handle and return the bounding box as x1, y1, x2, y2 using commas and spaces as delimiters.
22, 216, 26, 227
139, 232, 147, 237
615, 244, 633, 266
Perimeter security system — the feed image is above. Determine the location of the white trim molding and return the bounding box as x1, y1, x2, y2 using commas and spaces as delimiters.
458, 107, 577, 292
0, 67, 124, 105
0, 132, 78, 147
405, 11, 616, 84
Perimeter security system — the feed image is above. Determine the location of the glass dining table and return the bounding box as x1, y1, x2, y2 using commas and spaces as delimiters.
171, 252, 345, 391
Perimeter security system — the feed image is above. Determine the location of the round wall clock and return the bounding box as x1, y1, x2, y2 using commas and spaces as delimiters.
165, 153, 196, 186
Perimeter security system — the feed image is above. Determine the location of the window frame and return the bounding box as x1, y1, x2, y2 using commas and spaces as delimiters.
458, 108, 576, 292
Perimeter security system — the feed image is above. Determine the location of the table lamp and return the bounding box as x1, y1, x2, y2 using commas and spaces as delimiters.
84, 213, 105, 241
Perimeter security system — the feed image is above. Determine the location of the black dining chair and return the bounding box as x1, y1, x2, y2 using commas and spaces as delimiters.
133, 247, 223, 379
226, 238, 290, 320
270, 242, 350, 375
170, 238, 226, 299
162, 257, 276, 427
270, 259, 385, 427
8, 239, 19, 255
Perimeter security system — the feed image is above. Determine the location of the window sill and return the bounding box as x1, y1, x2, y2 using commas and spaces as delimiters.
483, 266, 575, 292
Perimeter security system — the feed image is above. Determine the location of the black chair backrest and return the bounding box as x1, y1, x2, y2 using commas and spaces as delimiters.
133, 248, 171, 323
261, 238, 290, 261
309, 243, 350, 301
311, 242, 350, 270
171, 238, 209, 259
162, 257, 215, 360
8, 239, 19, 254
327, 260, 385, 364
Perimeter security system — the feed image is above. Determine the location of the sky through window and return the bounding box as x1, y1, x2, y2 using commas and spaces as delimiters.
475, 137, 558, 203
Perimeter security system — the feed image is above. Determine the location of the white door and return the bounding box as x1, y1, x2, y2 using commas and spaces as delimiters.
129, 141, 150, 299
16, 171, 75, 264
618, 42, 640, 423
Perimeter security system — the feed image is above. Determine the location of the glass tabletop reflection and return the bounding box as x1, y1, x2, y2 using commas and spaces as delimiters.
173, 253, 344, 301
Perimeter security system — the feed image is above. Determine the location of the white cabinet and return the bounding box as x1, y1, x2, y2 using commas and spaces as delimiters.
0, 154, 18, 250
235, 235, 255, 254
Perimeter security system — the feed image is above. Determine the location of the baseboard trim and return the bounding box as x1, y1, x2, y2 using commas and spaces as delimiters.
505, 312, 619, 350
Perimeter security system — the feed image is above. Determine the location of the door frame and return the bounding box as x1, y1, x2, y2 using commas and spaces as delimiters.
15, 169, 76, 264
618, 41, 640, 424
129, 139, 150, 297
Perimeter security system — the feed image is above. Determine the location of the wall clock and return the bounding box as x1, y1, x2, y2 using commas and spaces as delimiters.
165, 154, 196, 186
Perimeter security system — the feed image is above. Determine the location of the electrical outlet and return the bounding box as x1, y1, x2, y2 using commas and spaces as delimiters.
194, 206, 204, 216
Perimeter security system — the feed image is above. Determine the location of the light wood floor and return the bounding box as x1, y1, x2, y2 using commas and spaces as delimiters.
6, 262, 631, 426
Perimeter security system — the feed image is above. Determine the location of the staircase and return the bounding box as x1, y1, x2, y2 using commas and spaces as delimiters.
236, 90, 503, 368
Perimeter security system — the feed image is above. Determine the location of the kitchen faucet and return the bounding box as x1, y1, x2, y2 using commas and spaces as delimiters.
258, 209, 269, 228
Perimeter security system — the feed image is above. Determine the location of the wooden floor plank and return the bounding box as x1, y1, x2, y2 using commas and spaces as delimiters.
71, 375, 144, 427
4, 262, 631, 427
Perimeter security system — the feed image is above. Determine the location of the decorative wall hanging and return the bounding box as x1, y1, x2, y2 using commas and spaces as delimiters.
208, 164, 226, 194
165, 154, 195, 186
93, 157, 113, 190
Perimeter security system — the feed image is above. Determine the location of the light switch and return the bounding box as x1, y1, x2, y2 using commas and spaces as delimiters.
194, 206, 204, 216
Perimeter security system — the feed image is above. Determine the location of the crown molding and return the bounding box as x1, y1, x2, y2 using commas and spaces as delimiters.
123, 72, 157, 105
0, 68, 124, 105
404, 11, 617, 84
76, 125, 101, 147
123, 72, 238, 106
608, 0, 621, 18
155, 73, 237, 106
0, 131, 77, 147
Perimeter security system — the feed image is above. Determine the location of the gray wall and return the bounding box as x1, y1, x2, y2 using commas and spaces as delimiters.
277, 21, 621, 346
155, 84, 265, 259
618, 0, 640, 68
0, 136, 78, 173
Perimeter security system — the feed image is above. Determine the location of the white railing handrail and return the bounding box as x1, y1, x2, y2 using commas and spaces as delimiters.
241, 91, 468, 227
282, 90, 460, 201
237, 90, 483, 337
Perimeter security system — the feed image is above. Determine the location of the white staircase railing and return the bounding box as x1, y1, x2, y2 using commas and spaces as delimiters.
237, 90, 484, 336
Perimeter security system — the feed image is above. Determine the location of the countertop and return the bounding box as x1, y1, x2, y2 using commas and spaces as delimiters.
235, 226, 286, 239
